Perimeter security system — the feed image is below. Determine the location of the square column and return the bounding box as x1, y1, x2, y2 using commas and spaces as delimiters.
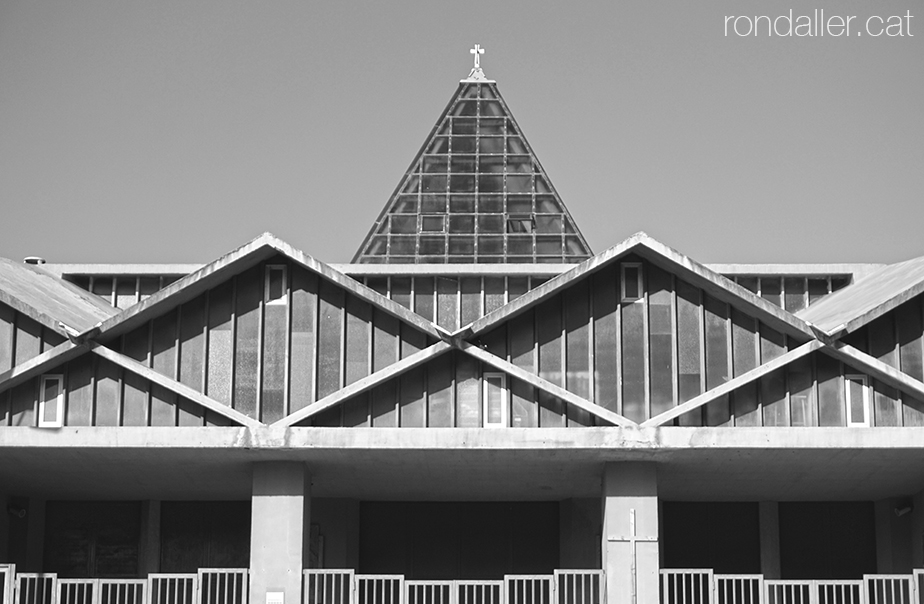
758, 501, 781, 579
250, 463, 311, 604
602, 463, 659, 604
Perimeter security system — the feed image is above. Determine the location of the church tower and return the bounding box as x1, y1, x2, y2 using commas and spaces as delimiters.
353, 46, 592, 264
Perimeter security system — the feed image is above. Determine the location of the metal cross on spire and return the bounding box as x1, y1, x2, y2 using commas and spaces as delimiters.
470, 44, 484, 69
464, 44, 489, 82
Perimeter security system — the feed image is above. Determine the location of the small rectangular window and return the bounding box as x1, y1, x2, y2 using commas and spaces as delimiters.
507, 216, 534, 233
483, 373, 508, 428
39, 374, 64, 428
845, 375, 870, 427
421, 215, 446, 233
265, 265, 288, 305
621, 263, 643, 302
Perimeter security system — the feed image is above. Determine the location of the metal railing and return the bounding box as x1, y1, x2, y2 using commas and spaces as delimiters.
765, 581, 814, 604
15, 574, 57, 604
663, 571, 923, 604
0, 568, 609, 604
714, 575, 763, 604
661, 570, 714, 604
815, 580, 863, 604
4, 568, 924, 604
304, 570, 354, 604
455, 581, 503, 604
197, 570, 247, 604
1, 566, 15, 604
553, 571, 602, 604
406, 581, 453, 604
56, 580, 95, 604
506, 576, 552, 604
99, 580, 145, 604
355, 576, 403, 604
55, 579, 145, 604
148, 574, 198, 604
864, 575, 913, 604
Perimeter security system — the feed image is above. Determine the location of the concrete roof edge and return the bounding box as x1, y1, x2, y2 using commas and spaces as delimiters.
706, 263, 885, 279
464, 233, 649, 335
636, 239, 816, 339
87, 233, 280, 339
329, 264, 574, 276
86, 233, 449, 342
42, 264, 205, 277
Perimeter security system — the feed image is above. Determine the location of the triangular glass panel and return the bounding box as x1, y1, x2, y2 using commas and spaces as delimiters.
353, 81, 592, 263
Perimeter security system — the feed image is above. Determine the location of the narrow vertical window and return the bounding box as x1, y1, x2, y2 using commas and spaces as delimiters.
845, 375, 870, 427
39, 374, 64, 428
265, 265, 288, 305
621, 263, 643, 302
483, 373, 508, 428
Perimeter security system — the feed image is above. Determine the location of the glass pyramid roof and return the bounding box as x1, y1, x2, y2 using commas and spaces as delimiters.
353, 78, 593, 264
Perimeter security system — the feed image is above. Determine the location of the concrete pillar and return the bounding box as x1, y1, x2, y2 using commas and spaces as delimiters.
0, 494, 9, 562
912, 490, 924, 568
25, 498, 44, 572
560, 498, 601, 569
311, 498, 360, 569
602, 463, 659, 604
250, 463, 311, 604
875, 499, 894, 573
758, 502, 781, 579
875, 497, 913, 573
138, 501, 161, 575
6, 497, 28, 567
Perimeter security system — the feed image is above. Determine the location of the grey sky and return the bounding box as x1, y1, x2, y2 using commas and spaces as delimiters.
1, 0, 921, 265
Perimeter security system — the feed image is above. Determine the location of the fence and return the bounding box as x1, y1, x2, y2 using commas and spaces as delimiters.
16, 574, 56, 604
663, 570, 924, 604
7, 570, 246, 604
662, 570, 714, 604
148, 574, 197, 604
406, 581, 453, 604
1, 566, 15, 604
302, 571, 600, 604
5, 568, 924, 604
355, 576, 403, 604
553, 571, 602, 604
305, 570, 354, 604
714, 575, 763, 604
505, 576, 552, 604
865, 576, 913, 604
197, 570, 247, 604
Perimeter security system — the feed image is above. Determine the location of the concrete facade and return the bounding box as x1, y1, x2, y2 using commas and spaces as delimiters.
3, 69, 924, 604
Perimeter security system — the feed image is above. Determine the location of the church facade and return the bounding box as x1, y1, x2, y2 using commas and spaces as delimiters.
2, 56, 924, 604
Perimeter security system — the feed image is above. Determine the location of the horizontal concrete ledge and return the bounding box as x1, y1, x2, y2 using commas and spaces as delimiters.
42, 264, 205, 277
705, 263, 883, 279
2, 426, 924, 451
328, 264, 575, 277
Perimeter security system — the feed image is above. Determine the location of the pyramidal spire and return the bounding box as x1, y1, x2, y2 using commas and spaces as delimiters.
353, 50, 593, 264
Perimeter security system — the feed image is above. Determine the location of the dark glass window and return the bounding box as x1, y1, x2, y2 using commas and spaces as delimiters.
507, 216, 534, 234
354, 82, 593, 263
622, 264, 642, 301
421, 216, 445, 233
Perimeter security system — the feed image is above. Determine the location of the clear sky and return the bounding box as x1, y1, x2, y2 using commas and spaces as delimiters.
0, 0, 921, 265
